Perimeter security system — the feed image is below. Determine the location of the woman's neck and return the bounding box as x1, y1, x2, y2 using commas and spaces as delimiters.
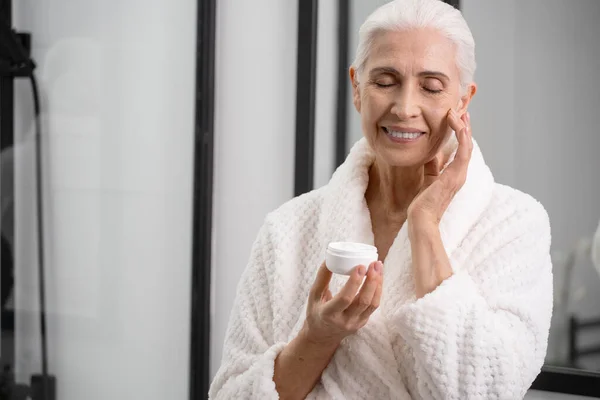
365, 159, 424, 222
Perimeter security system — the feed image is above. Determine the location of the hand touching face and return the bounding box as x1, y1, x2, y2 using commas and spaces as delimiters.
407, 110, 473, 226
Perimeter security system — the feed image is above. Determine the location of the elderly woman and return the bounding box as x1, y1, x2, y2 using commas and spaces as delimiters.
209, 0, 552, 398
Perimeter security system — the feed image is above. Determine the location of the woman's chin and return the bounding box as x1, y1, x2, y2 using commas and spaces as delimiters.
373, 139, 429, 168
376, 147, 428, 168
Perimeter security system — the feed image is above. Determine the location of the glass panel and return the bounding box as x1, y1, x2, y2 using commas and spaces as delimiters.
1, 1, 197, 398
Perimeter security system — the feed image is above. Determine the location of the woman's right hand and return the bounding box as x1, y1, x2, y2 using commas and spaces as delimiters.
302, 260, 383, 347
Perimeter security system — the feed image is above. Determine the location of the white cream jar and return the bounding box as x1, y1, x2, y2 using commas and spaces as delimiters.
325, 242, 379, 275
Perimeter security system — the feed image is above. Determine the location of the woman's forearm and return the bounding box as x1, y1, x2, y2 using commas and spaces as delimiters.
273, 325, 340, 400
408, 220, 453, 298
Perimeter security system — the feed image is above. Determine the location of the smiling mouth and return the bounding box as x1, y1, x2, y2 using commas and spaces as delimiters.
382, 127, 425, 140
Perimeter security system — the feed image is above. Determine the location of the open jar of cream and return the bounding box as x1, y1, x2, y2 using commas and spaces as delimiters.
325, 242, 379, 275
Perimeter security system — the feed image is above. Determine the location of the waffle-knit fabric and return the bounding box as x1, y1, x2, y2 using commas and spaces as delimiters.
209, 138, 553, 400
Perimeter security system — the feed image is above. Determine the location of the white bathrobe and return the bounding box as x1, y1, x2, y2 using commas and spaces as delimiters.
209, 138, 553, 400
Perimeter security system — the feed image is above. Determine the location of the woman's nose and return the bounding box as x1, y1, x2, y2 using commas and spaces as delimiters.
391, 86, 420, 120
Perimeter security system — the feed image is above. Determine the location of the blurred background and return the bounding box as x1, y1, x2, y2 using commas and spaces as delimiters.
1, 0, 599, 399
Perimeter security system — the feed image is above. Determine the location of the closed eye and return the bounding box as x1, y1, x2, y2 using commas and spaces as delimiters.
423, 77, 444, 94
423, 87, 443, 94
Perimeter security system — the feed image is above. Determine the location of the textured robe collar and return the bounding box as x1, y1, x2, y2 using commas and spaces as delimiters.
318, 137, 495, 298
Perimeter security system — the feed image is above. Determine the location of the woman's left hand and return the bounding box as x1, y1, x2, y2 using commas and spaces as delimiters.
407, 109, 473, 228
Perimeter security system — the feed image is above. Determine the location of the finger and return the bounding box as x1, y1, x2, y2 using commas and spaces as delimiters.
446, 108, 466, 138
424, 115, 459, 187
423, 152, 443, 178
452, 114, 473, 166
442, 110, 473, 187
310, 262, 333, 303
345, 261, 382, 316
466, 112, 473, 150
461, 112, 473, 145
422, 156, 442, 189
323, 264, 366, 314
360, 278, 382, 320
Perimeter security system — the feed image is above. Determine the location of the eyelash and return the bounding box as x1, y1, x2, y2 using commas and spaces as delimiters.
424, 87, 443, 94
374, 82, 443, 94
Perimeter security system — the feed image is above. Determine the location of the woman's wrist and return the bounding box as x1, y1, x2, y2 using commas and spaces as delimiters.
274, 323, 341, 399
299, 323, 343, 353
407, 216, 453, 298
407, 214, 439, 239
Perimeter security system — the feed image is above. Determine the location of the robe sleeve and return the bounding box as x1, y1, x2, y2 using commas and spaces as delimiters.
391, 203, 553, 400
209, 218, 287, 399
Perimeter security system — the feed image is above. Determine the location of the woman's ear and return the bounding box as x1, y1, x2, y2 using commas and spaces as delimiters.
456, 82, 477, 116
349, 67, 361, 113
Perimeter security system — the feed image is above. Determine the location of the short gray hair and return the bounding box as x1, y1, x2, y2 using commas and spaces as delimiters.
352, 0, 476, 93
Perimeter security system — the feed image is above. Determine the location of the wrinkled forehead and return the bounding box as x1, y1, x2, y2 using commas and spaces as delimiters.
363, 29, 459, 78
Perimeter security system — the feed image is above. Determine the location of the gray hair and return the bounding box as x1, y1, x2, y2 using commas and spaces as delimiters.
352, 0, 476, 94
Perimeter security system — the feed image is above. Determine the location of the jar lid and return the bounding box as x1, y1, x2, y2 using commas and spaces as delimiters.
327, 242, 378, 257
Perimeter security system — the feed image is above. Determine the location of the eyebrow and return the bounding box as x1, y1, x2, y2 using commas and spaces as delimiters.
369, 66, 450, 81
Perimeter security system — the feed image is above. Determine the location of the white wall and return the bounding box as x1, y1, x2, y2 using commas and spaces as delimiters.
314, 1, 338, 189
210, 0, 298, 380
10, 1, 196, 399
345, 0, 392, 153
460, 0, 517, 185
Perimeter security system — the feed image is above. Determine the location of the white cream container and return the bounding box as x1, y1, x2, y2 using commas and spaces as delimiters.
325, 242, 379, 275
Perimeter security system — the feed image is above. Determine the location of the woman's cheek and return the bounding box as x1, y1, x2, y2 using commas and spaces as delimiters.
363, 96, 386, 138
361, 111, 379, 147
424, 107, 453, 156
425, 106, 449, 134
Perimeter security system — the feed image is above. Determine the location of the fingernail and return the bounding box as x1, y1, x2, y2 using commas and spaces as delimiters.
374, 261, 382, 273
467, 111, 471, 122
358, 265, 366, 276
